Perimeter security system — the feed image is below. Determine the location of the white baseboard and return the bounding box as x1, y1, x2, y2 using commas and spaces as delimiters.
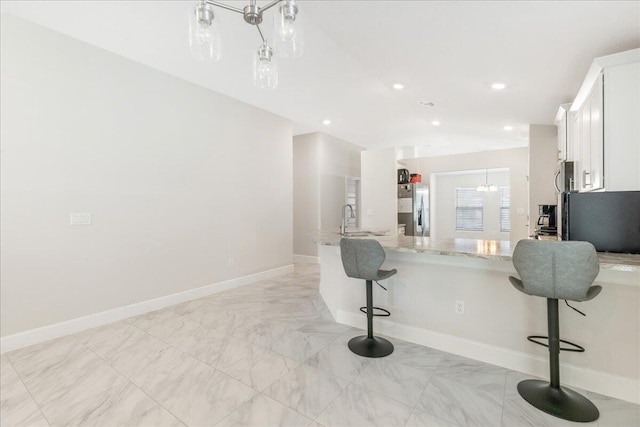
293, 254, 320, 264
1, 264, 294, 354
336, 309, 640, 405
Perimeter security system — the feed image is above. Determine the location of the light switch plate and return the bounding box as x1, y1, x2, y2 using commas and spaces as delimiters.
70, 212, 92, 225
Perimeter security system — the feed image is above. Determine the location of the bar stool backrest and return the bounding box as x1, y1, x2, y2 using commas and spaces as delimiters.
511, 240, 600, 301
340, 238, 386, 281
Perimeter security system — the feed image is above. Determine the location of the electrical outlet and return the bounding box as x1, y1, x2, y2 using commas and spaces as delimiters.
228, 258, 235, 268
70, 212, 92, 225
455, 300, 465, 315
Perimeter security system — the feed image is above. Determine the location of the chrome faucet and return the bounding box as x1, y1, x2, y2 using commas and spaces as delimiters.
341, 204, 355, 235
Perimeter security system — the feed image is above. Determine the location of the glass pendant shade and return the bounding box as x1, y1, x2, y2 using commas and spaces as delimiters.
253, 43, 278, 89
274, 0, 304, 58
189, 2, 221, 62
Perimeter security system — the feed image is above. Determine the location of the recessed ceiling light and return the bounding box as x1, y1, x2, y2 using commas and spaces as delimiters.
492, 82, 507, 90
322, 119, 331, 125
504, 125, 514, 131
432, 121, 441, 126
392, 83, 405, 90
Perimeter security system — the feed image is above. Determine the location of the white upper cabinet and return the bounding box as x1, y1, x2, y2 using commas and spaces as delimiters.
567, 49, 640, 192
554, 103, 572, 162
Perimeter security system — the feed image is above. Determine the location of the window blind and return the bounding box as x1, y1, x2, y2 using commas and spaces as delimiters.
500, 186, 511, 232
456, 188, 484, 231
346, 178, 358, 228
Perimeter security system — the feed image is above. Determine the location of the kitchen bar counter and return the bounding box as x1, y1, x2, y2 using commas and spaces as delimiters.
309, 230, 640, 271
314, 229, 639, 403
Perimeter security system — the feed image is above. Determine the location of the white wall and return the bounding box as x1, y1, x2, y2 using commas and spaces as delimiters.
292, 132, 364, 258
361, 147, 398, 232
292, 133, 321, 257
0, 14, 293, 337
434, 170, 510, 240
403, 148, 529, 244
528, 124, 558, 227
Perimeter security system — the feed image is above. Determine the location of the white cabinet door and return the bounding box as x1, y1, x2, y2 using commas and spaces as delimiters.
589, 75, 604, 190
579, 73, 604, 192
603, 61, 640, 191
572, 108, 582, 188
555, 104, 572, 162
580, 93, 592, 190
557, 111, 567, 162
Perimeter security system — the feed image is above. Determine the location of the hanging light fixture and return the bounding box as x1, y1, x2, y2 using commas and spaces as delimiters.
188, 0, 304, 89
477, 169, 498, 192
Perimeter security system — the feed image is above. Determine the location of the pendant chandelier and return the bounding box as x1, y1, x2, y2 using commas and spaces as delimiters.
477, 169, 498, 192
188, 0, 304, 90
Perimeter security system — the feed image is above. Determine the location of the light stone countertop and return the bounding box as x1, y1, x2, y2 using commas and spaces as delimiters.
310, 230, 640, 271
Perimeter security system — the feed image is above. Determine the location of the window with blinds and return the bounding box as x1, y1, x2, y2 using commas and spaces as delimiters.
456, 188, 484, 231
500, 186, 511, 232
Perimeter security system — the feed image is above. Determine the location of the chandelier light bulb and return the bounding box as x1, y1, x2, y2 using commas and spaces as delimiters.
253, 43, 278, 89
189, 2, 220, 62
274, 0, 304, 58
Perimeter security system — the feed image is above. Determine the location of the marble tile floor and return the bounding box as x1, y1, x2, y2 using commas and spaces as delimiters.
1, 263, 638, 427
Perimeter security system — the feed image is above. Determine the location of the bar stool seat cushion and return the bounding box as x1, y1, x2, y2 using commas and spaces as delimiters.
509, 240, 601, 302
340, 239, 397, 281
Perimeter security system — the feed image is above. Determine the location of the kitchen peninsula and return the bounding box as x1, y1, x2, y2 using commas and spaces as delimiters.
311, 231, 640, 404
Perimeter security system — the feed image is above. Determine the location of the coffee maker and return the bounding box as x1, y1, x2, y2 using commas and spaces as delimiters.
535, 204, 557, 239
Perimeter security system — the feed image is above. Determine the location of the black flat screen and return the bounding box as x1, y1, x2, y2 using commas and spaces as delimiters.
568, 191, 640, 254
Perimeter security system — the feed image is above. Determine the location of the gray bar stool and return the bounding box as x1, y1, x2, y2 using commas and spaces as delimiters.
340, 238, 396, 358
509, 239, 602, 422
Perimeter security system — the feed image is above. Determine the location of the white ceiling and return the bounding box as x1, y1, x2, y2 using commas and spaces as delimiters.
2, 1, 639, 157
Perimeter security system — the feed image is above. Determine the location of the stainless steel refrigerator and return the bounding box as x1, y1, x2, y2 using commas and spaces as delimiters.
398, 183, 429, 236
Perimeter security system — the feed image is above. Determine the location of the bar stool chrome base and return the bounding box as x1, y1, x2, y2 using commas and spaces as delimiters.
517, 379, 599, 423
348, 336, 394, 358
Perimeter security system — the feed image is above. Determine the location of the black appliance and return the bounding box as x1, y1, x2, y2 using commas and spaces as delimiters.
555, 161, 575, 239
398, 168, 410, 184
562, 191, 640, 253
535, 204, 557, 238
554, 161, 576, 193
